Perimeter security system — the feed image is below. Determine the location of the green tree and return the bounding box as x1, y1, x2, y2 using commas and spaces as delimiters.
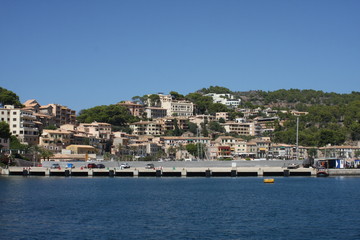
207, 103, 229, 115
167, 146, 177, 158
10, 136, 28, 151
317, 129, 346, 147
0, 121, 11, 139
208, 121, 225, 133
187, 121, 198, 135
43, 125, 57, 130
148, 94, 160, 107
200, 122, 208, 137
77, 104, 138, 126
169, 91, 185, 100
0, 87, 23, 107
307, 148, 318, 158
38, 146, 54, 161
185, 93, 213, 114
199, 86, 232, 94
185, 143, 205, 158
349, 122, 360, 141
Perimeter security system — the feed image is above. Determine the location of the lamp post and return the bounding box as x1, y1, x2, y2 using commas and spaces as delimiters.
296, 116, 299, 161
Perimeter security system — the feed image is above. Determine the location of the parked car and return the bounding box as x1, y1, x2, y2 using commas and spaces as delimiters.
145, 163, 155, 169
66, 163, 75, 168
96, 164, 105, 169
50, 163, 60, 169
287, 163, 299, 169
87, 163, 98, 168
120, 163, 130, 169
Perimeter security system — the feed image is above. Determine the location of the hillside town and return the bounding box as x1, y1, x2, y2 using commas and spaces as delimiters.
1, 92, 360, 164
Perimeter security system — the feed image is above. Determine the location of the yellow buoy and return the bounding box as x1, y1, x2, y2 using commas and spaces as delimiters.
264, 178, 275, 183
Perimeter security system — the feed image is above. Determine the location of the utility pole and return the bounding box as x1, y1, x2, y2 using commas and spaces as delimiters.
296, 116, 299, 161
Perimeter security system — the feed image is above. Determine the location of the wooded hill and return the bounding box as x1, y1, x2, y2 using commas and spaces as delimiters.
1, 86, 360, 147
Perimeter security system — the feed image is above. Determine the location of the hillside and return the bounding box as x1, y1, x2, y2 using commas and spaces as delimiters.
233, 89, 360, 110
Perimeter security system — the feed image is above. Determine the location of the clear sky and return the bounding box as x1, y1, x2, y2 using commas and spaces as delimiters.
1, 0, 359, 112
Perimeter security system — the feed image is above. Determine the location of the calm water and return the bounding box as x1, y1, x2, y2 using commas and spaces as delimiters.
0, 176, 359, 240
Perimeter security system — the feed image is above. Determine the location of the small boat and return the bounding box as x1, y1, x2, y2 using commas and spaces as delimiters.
264, 178, 275, 183
316, 168, 329, 177
316, 171, 329, 177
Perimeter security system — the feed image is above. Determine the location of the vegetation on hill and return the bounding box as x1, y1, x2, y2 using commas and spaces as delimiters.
197, 86, 232, 94
77, 104, 139, 132
0, 87, 23, 107
235, 89, 360, 109
272, 100, 360, 146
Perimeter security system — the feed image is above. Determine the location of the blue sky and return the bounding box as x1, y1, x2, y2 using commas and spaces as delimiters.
1, 0, 359, 112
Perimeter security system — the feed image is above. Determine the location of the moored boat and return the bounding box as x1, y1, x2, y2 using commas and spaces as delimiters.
264, 178, 275, 183
316, 168, 329, 177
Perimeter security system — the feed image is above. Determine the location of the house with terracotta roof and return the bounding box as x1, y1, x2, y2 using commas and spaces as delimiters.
66, 145, 97, 154
119, 101, 144, 117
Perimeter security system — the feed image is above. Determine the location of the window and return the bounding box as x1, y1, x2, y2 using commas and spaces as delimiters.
13, 118, 17, 121
13, 125, 16, 128
13, 112, 17, 115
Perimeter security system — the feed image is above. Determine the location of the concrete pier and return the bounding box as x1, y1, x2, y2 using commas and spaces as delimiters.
1, 166, 320, 177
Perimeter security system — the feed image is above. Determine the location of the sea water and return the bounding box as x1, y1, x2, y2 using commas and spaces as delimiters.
0, 176, 359, 240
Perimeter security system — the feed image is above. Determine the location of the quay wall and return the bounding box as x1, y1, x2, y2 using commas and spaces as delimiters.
2, 166, 360, 177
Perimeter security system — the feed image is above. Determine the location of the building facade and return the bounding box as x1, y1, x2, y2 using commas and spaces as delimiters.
0, 105, 39, 145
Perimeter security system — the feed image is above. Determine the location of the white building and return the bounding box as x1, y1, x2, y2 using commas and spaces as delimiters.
205, 93, 241, 108
223, 121, 257, 136
158, 94, 194, 117
0, 105, 39, 144
145, 107, 167, 119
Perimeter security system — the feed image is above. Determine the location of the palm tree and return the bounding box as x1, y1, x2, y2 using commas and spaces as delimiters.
35, 146, 54, 162
167, 146, 177, 159
116, 143, 124, 161
129, 145, 137, 161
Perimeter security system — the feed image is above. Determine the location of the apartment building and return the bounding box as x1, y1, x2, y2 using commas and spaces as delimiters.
156, 117, 188, 132
255, 117, 278, 135
23, 100, 57, 131
246, 142, 257, 158
77, 122, 112, 140
158, 94, 194, 117
144, 107, 167, 119
130, 121, 162, 136
23, 99, 41, 112
223, 121, 257, 136
119, 101, 144, 117
160, 136, 211, 149
214, 136, 247, 157
189, 115, 216, 127
163, 100, 194, 117
39, 129, 73, 152
216, 112, 230, 121
127, 142, 162, 157
48, 104, 76, 127
0, 105, 39, 145
253, 139, 271, 158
